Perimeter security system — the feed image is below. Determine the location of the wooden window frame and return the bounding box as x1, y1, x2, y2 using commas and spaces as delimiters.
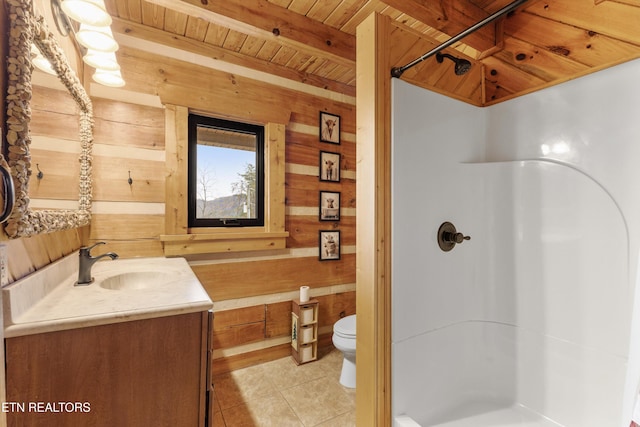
161, 105, 288, 256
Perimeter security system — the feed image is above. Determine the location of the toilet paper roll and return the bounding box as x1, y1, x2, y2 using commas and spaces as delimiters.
301, 345, 313, 362
300, 285, 310, 302
301, 308, 314, 324
302, 325, 314, 343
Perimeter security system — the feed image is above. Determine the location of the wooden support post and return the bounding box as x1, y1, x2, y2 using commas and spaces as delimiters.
355, 12, 392, 427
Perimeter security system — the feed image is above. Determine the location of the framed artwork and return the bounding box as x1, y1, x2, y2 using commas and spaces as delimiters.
319, 191, 340, 221
319, 111, 340, 144
319, 230, 340, 261
319, 151, 340, 182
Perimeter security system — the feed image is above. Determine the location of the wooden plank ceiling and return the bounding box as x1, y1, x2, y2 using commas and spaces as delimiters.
104, 0, 640, 105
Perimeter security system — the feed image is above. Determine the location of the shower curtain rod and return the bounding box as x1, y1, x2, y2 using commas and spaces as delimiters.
390, 0, 529, 78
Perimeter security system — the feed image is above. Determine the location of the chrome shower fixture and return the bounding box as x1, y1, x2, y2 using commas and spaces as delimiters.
436, 52, 472, 76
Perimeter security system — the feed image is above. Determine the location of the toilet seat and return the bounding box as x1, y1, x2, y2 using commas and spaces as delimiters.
334, 315, 356, 338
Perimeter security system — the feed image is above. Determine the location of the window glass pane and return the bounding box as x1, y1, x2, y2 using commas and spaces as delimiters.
195, 126, 257, 220
188, 114, 264, 228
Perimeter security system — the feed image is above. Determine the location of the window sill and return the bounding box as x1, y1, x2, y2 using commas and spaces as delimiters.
160, 231, 289, 256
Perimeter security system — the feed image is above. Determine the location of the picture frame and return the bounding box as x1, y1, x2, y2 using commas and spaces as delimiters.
319, 230, 341, 261
319, 151, 340, 182
319, 111, 341, 144
319, 191, 340, 221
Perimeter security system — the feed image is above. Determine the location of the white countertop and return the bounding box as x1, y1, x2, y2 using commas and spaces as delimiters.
3, 253, 213, 338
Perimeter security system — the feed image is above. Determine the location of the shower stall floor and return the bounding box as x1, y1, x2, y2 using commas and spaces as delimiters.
428, 402, 563, 427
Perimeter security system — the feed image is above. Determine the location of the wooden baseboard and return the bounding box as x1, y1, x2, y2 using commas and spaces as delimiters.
212, 343, 290, 376
212, 333, 335, 376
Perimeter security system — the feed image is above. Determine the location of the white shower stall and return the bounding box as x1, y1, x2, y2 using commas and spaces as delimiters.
391, 59, 640, 426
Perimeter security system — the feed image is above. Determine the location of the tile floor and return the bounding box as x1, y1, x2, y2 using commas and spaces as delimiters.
212, 347, 355, 426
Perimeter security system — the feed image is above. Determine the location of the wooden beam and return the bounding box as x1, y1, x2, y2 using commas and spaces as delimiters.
356, 12, 392, 427
145, 0, 356, 68
504, 10, 640, 67
525, 0, 640, 47
110, 17, 355, 97
339, 0, 388, 34
381, 0, 500, 54
112, 44, 295, 124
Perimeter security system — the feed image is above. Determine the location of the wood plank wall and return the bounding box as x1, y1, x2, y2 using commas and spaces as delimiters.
3, 9, 356, 372
86, 42, 357, 370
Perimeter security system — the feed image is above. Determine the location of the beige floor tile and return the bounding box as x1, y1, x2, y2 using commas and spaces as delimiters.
214, 364, 278, 410
214, 347, 355, 426
314, 348, 345, 378
221, 393, 303, 427
280, 376, 355, 426
263, 354, 330, 390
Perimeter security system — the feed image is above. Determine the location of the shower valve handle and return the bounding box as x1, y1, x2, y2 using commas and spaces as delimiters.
443, 231, 470, 244
437, 222, 471, 252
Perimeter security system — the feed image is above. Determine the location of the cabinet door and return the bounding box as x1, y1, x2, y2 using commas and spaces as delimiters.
5, 312, 208, 427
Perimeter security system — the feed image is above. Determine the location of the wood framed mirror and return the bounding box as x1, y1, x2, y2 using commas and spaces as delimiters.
5, 0, 93, 238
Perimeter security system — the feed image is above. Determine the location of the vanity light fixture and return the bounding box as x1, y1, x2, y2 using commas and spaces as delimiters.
76, 23, 118, 52
60, 0, 111, 27
83, 49, 120, 71
92, 69, 125, 87
56, 0, 126, 87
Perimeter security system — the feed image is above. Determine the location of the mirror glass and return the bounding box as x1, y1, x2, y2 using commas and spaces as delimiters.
5, 0, 93, 238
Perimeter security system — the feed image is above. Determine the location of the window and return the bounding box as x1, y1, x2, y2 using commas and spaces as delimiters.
162, 105, 288, 256
188, 114, 265, 228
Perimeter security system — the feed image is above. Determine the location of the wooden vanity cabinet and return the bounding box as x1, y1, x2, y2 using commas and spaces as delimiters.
5, 311, 212, 427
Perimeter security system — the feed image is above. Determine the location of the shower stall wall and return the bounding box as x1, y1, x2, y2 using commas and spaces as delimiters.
391, 59, 640, 427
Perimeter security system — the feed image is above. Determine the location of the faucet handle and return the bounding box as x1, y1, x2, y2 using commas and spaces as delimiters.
81, 241, 106, 254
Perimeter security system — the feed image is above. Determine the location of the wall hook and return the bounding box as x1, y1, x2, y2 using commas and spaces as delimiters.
128, 171, 133, 186
36, 164, 44, 180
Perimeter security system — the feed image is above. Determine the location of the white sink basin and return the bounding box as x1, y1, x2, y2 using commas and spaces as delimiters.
3, 256, 213, 338
99, 272, 172, 291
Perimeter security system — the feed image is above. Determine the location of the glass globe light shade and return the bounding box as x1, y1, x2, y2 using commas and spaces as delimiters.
83, 50, 120, 71
92, 69, 125, 87
76, 24, 118, 52
61, 0, 112, 26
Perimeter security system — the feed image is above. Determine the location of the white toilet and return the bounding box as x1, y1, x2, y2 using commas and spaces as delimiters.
332, 314, 356, 388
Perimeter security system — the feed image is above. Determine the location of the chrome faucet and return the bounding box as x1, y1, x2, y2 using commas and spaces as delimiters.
76, 242, 119, 286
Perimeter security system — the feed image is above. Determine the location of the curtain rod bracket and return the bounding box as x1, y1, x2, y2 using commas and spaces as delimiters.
391, 67, 405, 78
